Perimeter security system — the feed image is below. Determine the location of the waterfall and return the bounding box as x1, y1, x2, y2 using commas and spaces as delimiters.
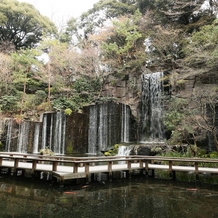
140, 72, 164, 142
88, 102, 123, 154
41, 114, 47, 150
5, 119, 13, 152
33, 122, 40, 153
88, 106, 98, 154
88, 104, 109, 154
17, 121, 30, 153
41, 112, 66, 154
53, 111, 66, 154
49, 114, 53, 150
117, 145, 134, 156
121, 104, 130, 143
98, 104, 108, 151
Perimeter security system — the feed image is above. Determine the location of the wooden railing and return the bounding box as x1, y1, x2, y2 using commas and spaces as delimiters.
0, 152, 218, 181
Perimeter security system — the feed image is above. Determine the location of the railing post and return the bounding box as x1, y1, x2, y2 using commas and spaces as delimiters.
74, 162, 78, 173
52, 161, 58, 171
169, 160, 176, 180
145, 160, 149, 176
108, 161, 113, 181
195, 162, 199, 181
139, 159, 143, 168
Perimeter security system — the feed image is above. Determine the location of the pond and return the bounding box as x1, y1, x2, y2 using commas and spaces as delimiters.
0, 175, 218, 218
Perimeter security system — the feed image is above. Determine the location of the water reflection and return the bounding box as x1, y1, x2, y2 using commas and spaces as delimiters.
0, 177, 218, 218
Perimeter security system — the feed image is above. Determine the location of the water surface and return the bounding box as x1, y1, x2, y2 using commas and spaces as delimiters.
0, 176, 218, 218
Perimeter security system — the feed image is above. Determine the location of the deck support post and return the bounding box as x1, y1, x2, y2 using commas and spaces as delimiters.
195, 162, 199, 181
145, 160, 149, 177
151, 169, 155, 177
31, 160, 37, 179
13, 158, 19, 177
169, 161, 175, 179
127, 160, 132, 179
85, 163, 90, 184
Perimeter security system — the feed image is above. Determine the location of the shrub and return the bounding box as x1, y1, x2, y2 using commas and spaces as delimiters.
35, 90, 47, 105
0, 95, 18, 112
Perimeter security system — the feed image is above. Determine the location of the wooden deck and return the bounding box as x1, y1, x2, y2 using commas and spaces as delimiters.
0, 152, 218, 183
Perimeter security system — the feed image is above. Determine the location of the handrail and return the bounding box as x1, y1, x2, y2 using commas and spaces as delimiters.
0, 152, 218, 182
1, 152, 218, 163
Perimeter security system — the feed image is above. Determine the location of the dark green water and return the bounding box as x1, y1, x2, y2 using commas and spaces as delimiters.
0, 176, 218, 218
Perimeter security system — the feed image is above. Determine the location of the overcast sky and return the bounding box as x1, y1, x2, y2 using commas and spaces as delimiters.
18, 0, 100, 26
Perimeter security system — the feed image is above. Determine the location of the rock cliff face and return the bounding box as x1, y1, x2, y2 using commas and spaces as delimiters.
101, 68, 153, 118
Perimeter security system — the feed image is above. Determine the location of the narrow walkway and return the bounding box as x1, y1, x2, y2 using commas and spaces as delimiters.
0, 152, 218, 182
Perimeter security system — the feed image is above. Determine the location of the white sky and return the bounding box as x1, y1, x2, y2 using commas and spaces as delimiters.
18, 0, 100, 27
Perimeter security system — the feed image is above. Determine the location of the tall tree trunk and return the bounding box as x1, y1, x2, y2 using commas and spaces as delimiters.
47, 62, 51, 104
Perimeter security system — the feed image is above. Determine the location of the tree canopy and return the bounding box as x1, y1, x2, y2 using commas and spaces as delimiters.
0, 0, 57, 50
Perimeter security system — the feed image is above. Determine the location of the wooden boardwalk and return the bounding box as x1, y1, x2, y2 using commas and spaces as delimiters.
0, 152, 218, 183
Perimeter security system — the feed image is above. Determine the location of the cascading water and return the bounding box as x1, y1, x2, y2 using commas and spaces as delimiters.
41, 112, 66, 154
17, 121, 30, 153
5, 119, 13, 152
0, 111, 67, 154
88, 102, 123, 154
121, 104, 130, 143
140, 72, 164, 142
53, 111, 66, 154
117, 145, 134, 156
41, 114, 47, 150
33, 122, 40, 153
98, 104, 108, 151
88, 106, 98, 154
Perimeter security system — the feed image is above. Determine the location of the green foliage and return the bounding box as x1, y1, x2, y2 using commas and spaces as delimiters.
51, 77, 102, 112
0, 0, 57, 50
73, 77, 101, 93
52, 98, 78, 111
11, 48, 41, 88
101, 10, 146, 74
64, 108, 72, 116
104, 144, 121, 156
164, 98, 185, 142
183, 19, 218, 76
163, 98, 193, 145
164, 111, 183, 131
209, 151, 218, 158
36, 102, 52, 112
35, 90, 47, 105
0, 95, 18, 112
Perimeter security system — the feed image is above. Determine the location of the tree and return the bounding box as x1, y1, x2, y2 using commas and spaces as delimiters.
37, 38, 76, 101
164, 86, 218, 151
11, 48, 42, 115
63, 0, 151, 44
0, 52, 12, 96
0, 0, 57, 50
90, 10, 147, 76
187, 86, 218, 151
